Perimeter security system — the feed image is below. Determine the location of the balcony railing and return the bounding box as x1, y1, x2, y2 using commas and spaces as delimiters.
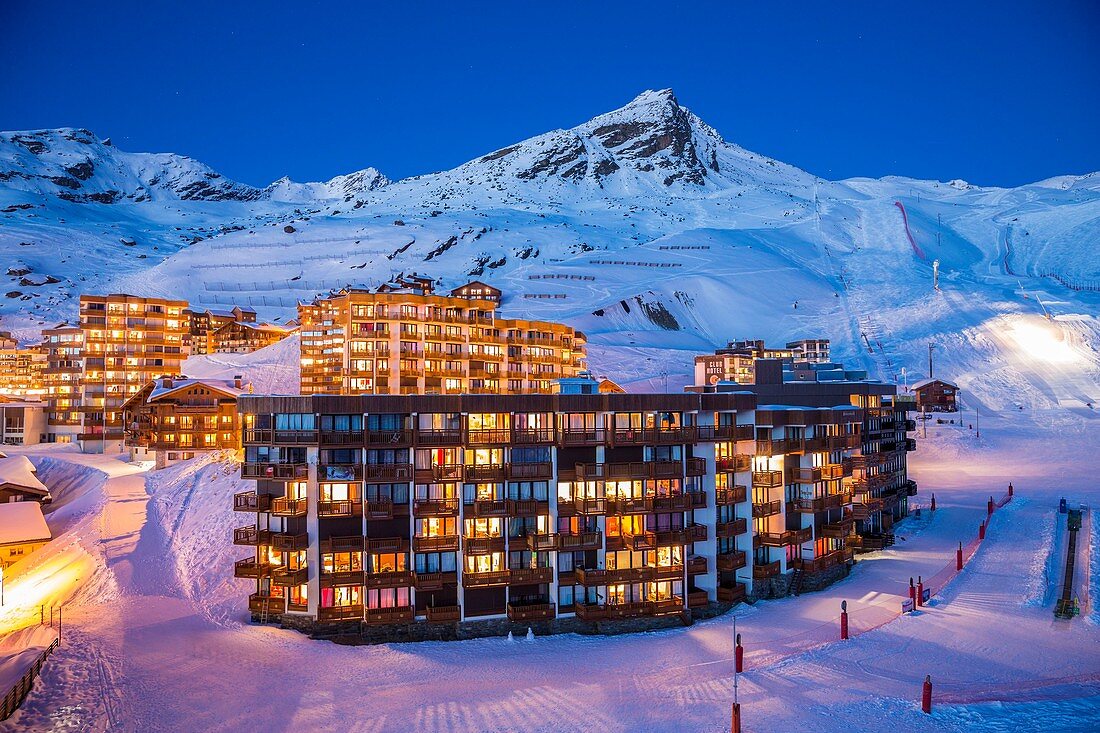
233, 525, 270, 546
505, 498, 548, 516
513, 428, 555, 445
718, 582, 747, 603
233, 491, 272, 512
789, 547, 854, 574
507, 462, 553, 480
697, 424, 755, 442
416, 429, 463, 446
554, 531, 603, 552
271, 497, 308, 517
413, 497, 459, 516
609, 427, 698, 446
717, 550, 747, 572
365, 429, 413, 446
556, 497, 606, 516
751, 500, 783, 518
757, 527, 813, 547
463, 569, 512, 587
789, 492, 851, 513
752, 560, 781, 579
271, 566, 309, 586
411, 571, 457, 590
424, 605, 461, 623
575, 460, 683, 481
463, 535, 506, 554
413, 535, 460, 552
248, 593, 285, 615
320, 535, 365, 553
365, 606, 414, 625
821, 519, 853, 539
464, 464, 507, 482
466, 428, 511, 444
716, 518, 748, 538
509, 566, 554, 585
716, 455, 752, 473
241, 462, 310, 480
318, 499, 362, 518
234, 558, 273, 578
317, 605, 363, 622
319, 569, 364, 587
414, 464, 464, 482
558, 429, 606, 447
319, 430, 365, 446
716, 485, 748, 505
364, 498, 395, 519
686, 457, 706, 476
751, 470, 784, 488
507, 602, 556, 622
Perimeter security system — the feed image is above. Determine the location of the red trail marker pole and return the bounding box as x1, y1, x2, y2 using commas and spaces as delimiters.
731, 703, 742, 733
979, 521, 986, 540
988, 496, 994, 516
1008, 482, 1014, 497
956, 542, 963, 571
921, 675, 933, 714
930, 493, 936, 511
916, 576, 924, 607
735, 633, 744, 673
909, 577, 916, 609
840, 600, 849, 640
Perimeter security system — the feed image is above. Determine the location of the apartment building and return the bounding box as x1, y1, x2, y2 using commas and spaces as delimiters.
78, 294, 190, 453
298, 284, 586, 397
208, 321, 293, 354
122, 375, 245, 468
0, 333, 46, 398
694, 338, 830, 386
188, 305, 258, 355
232, 374, 914, 634
41, 325, 84, 442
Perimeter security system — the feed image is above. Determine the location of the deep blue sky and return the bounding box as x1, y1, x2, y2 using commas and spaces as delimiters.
2, 1, 1098, 188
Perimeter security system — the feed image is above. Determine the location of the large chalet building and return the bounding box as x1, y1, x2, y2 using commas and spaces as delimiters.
298, 281, 586, 397
231, 364, 915, 634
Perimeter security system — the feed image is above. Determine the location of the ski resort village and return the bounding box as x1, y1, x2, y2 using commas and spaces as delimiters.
1, 16, 1099, 728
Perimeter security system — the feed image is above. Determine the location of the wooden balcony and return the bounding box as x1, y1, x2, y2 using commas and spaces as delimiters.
320, 535, 365, 553
234, 558, 273, 578
464, 535, 506, 554
556, 497, 606, 516
716, 485, 748, 505
716, 455, 752, 473
752, 560, 781, 579
505, 498, 549, 516
411, 571, 457, 591
622, 524, 706, 550
319, 430, 365, 446
414, 464, 465, 483
507, 462, 553, 480
318, 499, 363, 518
363, 463, 414, 482
365, 606, 414, 625
464, 464, 507, 482
828, 435, 861, 450
365, 570, 412, 589
413, 497, 459, 516
789, 547, 854, 574
717, 550, 747, 572
271, 497, 308, 517
758, 527, 813, 547
365, 429, 413, 447
651, 596, 685, 616
413, 535, 460, 552
685, 457, 706, 477
513, 428, 555, 445
365, 536, 409, 553
469, 498, 509, 517
553, 531, 603, 552
574, 603, 610, 621
507, 602, 556, 622
271, 566, 309, 586
463, 569, 512, 587
752, 500, 783, 518
687, 590, 709, 608
415, 429, 463, 446
718, 582, 747, 603
716, 518, 748, 538
466, 428, 511, 444
821, 519, 853, 539
424, 605, 461, 623
609, 427, 697, 446
751, 470, 784, 488
233, 525, 270, 546
364, 498, 395, 519
248, 593, 285, 614
319, 569, 364, 587
317, 605, 363, 622
509, 566, 554, 585
575, 460, 682, 481
242, 462, 308, 480
789, 492, 851, 513
686, 555, 708, 575
697, 424, 755, 442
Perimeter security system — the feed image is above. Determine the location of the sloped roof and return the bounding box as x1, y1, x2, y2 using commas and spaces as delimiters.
0, 455, 49, 497
0, 501, 51, 546
911, 378, 958, 390
147, 377, 245, 403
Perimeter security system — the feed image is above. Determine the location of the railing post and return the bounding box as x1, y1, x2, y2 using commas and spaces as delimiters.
956, 542, 963, 572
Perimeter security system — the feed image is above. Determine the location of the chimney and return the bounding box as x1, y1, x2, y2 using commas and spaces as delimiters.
162, 377, 173, 389
233, 374, 243, 389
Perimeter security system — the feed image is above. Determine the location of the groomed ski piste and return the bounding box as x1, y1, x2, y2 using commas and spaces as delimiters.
0, 90, 1098, 731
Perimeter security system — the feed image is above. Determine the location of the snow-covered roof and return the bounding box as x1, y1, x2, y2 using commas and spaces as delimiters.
0, 455, 49, 496
146, 377, 245, 403
911, 378, 958, 390
0, 501, 51, 546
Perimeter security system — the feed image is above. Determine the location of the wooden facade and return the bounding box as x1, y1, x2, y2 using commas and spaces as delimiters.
208, 321, 292, 354
123, 377, 243, 469
233, 383, 915, 631
911, 379, 958, 412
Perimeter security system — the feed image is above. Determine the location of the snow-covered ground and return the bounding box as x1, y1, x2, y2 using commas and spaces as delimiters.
0, 403, 1096, 732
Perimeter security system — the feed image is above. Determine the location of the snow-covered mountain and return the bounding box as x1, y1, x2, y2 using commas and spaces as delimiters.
1, 89, 1098, 414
